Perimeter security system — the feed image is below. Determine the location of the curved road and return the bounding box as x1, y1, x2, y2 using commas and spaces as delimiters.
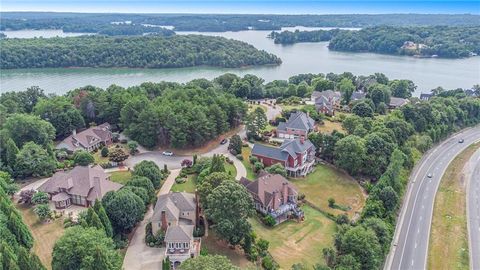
466, 148, 480, 270
385, 126, 480, 270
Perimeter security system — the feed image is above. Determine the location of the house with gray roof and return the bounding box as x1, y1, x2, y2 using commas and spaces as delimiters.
56, 123, 112, 152
151, 192, 200, 268
240, 173, 303, 225
37, 165, 123, 209
313, 90, 342, 116
251, 137, 316, 177
276, 111, 315, 139
389, 97, 410, 109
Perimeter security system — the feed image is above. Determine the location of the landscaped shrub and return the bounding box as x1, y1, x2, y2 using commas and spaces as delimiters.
328, 197, 336, 208
145, 222, 164, 247
336, 214, 350, 225
262, 255, 279, 270
101, 147, 109, 157
263, 215, 276, 227
249, 156, 259, 164
254, 161, 264, 173
236, 154, 243, 160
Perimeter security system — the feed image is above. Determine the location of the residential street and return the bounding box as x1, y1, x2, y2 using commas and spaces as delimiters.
385, 126, 480, 270
466, 148, 480, 270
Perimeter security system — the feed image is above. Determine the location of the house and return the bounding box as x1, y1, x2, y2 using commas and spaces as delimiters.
313, 90, 341, 116
251, 137, 316, 177
240, 173, 303, 225
37, 165, 123, 209
56, 123, 112, 152
389, 97, 410, 109
420, 93, 433, 101
276, 111, 315, 139
151, 192, 201, 269
350, 91, 366, 101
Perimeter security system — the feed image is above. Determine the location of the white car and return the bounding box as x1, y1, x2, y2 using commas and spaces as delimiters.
162, 151, 174, 156
427, 173, 433, 178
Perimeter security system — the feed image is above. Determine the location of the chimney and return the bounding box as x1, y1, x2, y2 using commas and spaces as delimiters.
72, 129, 77, 136
272, 191, 279, 210
161, 210, 168, 231
93, 177, 101, 194
282, 182, 288, 204
195, 190, 200, 227
300, 136, 305, 144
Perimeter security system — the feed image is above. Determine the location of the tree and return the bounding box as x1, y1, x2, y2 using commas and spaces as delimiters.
101, 147, 109, 157
389, 79, 416, 98
313, 78, 334, 92
378, 186, 399, 212
2, 114, 55, 148
205, 181, 255, 246
246, 107, 267, 138
93, 200, 113, 238
31, 192, 49, 205
33, 204, 51, 221
322, 247, 336, 268
5, 138, 19, 168
15, 142, 56, 178
352, 102, 374, 117
127, 140, 138, 155
126, 176, 156, 203
132, 160, 163, 189
85, 207, 105, 231
7, 211, 34, 249
334, 135, 366, 175
102, 189, 145, 233
336, 254, 361, 270
52, 226, 121, 270
335, 226, 382, 270
338, 78, 355, 104
210, 154, 225, 173
73, 150, 95, 166
108, 147, 129, 164
363, 133, 395, 178
328, 197, 336, 208
228, 135, 242, 155
197, 172, 234, 207
265, 163, 287, 177
180, 255, 239, 270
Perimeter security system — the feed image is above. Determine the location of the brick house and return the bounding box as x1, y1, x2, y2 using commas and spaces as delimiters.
276, 111, 315, 139
37, 165, 123, 209
240, 173, 304, 225
56, 123, 113, 153
313, 90, 341, 116
251, 137, 316, 177
151, 192, 201, 269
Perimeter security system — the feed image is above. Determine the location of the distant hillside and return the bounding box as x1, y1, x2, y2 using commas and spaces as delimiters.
0, 35, 281, 69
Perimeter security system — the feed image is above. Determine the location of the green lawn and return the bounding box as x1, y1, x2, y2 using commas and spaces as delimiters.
109, 171, 132, 185
171, 174, 197, 193
250, 205, 336, 268
225, 162, 237, 178
202, 231, 254, 268
241, 147, 256, 180
291, 164, 365, 218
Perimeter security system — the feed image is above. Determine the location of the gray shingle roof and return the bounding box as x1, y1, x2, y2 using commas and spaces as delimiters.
252, 138, 315, 162
280, 139, 315, 154
152, 192, 196, 222
56, 123, 112, 151
312, 90, 341, 101
282, 111, 315, 131
164, 225, 194, 242
389, 97, 409, 107
252, 144, 289, 161
243, 173, 298, 208
350, 91, 366, 101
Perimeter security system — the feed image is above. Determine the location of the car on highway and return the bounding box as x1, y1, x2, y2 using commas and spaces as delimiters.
162, 151, 174, 156
220, 139, 228, 145
458, 138, 464, 143
427, 173, 433, 178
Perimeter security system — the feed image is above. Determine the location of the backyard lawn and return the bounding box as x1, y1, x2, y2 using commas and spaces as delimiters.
291, 164, 365, 218
171, 174, 197, 193
225, 161, 237, 178
109, 171, 132, 185
241, 146, 256, 180
202, 231, 254, 268
16, 204, 65, 269
250, 205, 336, 268
317, 120, 344, 134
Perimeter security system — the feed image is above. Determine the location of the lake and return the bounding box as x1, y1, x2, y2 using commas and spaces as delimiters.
1, 28, 479, 96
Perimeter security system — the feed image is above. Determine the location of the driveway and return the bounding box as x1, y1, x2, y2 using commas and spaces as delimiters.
122, 169, 180, 270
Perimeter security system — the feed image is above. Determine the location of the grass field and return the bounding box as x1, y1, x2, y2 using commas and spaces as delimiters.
171, 174, 197, 193
241, 146, 256, 180
317, 120, 344, 134
428, 143, 479, 270
225, 161, 237, 178
16, 204, 65, 269
250, 205, 336, 268
109, 171, 132, 185
291, 164, 365, 218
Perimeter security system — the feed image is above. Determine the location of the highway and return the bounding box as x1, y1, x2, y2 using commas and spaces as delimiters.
466, 148, 480, 270
385, 126, 480, 270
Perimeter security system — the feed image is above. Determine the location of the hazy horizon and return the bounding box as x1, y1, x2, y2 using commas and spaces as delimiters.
2, 1, 479, 15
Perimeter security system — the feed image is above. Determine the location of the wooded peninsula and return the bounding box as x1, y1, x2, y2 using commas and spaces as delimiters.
0, 35, 281, 69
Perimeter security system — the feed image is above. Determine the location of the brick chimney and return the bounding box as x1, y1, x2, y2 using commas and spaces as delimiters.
195, 190, 200, 227
282, 182, 288, 204
161, 210, 168, 231
300, 136, 305, 144
272, 191, 279, 210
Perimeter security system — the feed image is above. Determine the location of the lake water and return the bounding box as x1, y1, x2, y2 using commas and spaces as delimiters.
1, 28, 479, 96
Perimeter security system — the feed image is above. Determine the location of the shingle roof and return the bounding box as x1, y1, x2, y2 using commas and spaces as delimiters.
164, 225, 194, 242
312, 90, 341, 101
351, 91, 366, 101
282, 111, 315, 131
280, 139, 315, 154
152, 192, 196, 223
389, 97, 409, 107
243, 173, 298, 207
56, 123, 112, 151
252, 144, 289, 161
38, 165, 122, 200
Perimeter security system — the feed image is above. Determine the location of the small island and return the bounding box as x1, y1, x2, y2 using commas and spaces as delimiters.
270, 26, 480, 58
0, 35, 282, 69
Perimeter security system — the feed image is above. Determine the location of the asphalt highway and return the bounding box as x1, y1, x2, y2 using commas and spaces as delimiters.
385, 126, 480, 270
466, 148, 480, 270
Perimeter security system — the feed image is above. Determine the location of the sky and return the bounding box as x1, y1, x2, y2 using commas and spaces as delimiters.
1, 0, 479, 14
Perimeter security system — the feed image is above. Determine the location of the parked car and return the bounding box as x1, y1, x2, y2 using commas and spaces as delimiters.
427, 173, 433, 178
458, 138, 464, 143
220, 139, 228, 145
162, 151, 174, 156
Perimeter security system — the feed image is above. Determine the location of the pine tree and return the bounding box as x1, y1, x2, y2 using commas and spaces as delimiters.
5, 138, 19, 168
210, 154, 225, 173
7, 212, 34, 249
86, 208, 105, 232
94, 200, 113, 238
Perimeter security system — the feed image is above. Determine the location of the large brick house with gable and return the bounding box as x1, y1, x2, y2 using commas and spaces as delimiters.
240, 173, 304, 225
251, 137, 316, 177
276, 111, 315, 139
56, 123, 113, 153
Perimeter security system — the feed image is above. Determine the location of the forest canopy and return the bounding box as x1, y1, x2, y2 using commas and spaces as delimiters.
0, 35, 281, 69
